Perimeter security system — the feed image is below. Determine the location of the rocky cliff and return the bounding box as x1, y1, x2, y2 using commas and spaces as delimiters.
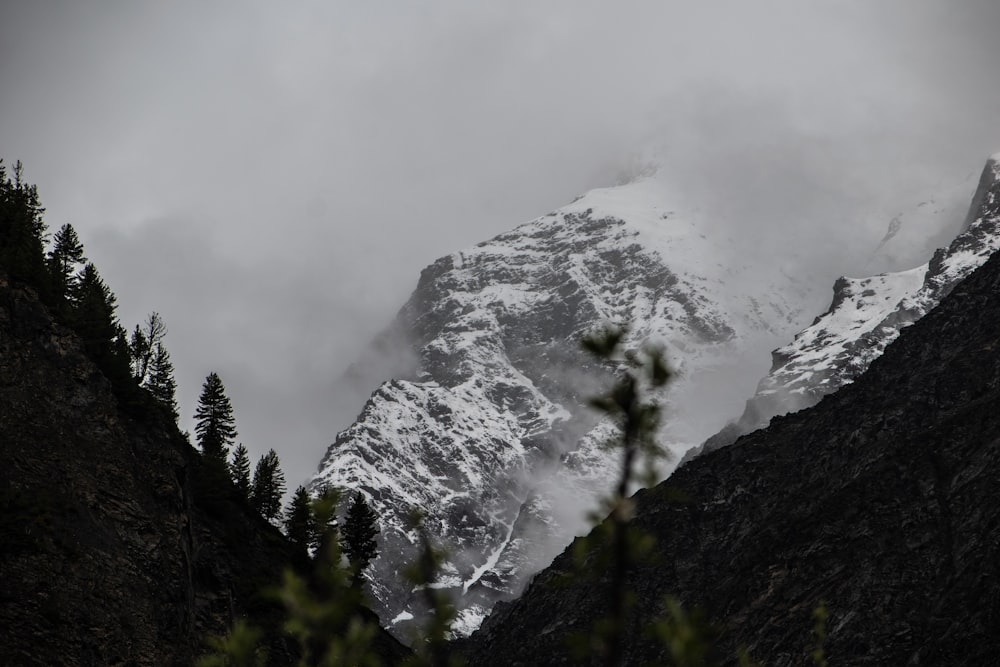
464, 180, 1000, 664
698, 155, 1000, 454
0, 273, 409, 665
0, 272, 289, 663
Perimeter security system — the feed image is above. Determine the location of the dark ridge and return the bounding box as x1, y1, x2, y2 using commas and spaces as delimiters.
0, 272, 410, 665
464, 234, 1000, 662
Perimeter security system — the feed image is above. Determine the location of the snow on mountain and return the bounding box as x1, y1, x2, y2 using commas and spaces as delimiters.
863, 179, 973, 274
310, 176, 833, 637
697, 155, 1000, 455
310, 155, 996, 638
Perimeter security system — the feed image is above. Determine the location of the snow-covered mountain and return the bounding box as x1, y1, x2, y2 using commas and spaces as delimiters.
306, 176, 826, 635
698, 154, 1000, 455
309, 156, 995, 638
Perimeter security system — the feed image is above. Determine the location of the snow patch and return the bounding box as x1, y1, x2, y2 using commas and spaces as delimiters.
390, 611, 413, 626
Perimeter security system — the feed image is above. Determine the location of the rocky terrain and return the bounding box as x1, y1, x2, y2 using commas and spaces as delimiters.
311, 177, 832, 635
0, 272, 409, 665
310, 152, 1000, 638
6, 150, 998, 662
699, 154, 1000, 454
464, 155, 1000, 666
310, 156, 991, 637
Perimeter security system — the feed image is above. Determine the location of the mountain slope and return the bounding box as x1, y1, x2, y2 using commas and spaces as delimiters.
0, 272, 410, 665
464, 164, 1000, 666
313, 179, 828, 633
0, 273, 289, 663
699, 154, 1000, 453
314, 158, 990, 637
311, 177, 822, 635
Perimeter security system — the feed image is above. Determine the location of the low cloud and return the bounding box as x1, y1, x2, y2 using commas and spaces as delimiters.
2, 1, 999, 487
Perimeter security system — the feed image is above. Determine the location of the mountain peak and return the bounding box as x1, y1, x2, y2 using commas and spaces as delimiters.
311, 178, 815, 637
465, 202, 1000, 666
965, 152, 1000, 226
694, 154, 1000, 457
314, 156, 1000, 639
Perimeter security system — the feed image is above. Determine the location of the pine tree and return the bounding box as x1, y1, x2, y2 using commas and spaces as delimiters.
194, 372, 237, 462
284, 486, 315, 563
46, 223, 86, 301
250, 449, 285, 522
145, 343, 179, 420
129, 312, 166, 384
342, 491, 379, 586
71, 263, 118, 344
229, 443, 252, 501
311, 485, 341, 554
70, 262, 132, 383
128, 325, 148, 379
0, 160, 48, 287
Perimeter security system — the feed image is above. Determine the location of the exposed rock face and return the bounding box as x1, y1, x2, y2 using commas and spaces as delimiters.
311, 178, 821, 636
464, 205, 1000, 665
0, 274, 410, 665
698, 155, 1000, 454
0, 273, 285, 664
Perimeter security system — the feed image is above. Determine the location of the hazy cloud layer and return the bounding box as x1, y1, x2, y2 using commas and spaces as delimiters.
2, 1, 999, 488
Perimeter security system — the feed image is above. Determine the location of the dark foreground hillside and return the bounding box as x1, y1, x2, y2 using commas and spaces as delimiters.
466, 236, 1000, 661
0, 273, 410, 665
0, 272, 290, 663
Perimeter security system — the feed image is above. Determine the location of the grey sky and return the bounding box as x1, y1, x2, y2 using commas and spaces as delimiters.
2, 1, 999, 491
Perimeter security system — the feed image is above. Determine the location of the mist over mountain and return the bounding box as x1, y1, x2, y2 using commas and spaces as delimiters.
310, 155, 994, 637
695, 155, 1000, 456
463, 150, 1000, 666
5, 148, 999, 663
4, 2, 1000, 493
5, 4, 1000, 663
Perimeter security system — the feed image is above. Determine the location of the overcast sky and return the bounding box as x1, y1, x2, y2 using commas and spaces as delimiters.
2, 1, 999, 491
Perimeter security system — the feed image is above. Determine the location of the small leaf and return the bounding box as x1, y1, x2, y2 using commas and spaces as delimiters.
588, 396, 618, 414
581, 323, 626, 359
650, 353, 672, 387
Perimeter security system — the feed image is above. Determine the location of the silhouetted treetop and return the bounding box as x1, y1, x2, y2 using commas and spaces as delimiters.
194, 372, 238, 462
0, 160, 47, 286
